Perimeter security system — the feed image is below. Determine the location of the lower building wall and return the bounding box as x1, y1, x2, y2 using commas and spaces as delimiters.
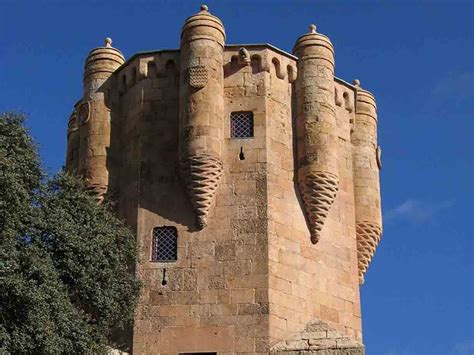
131, 64, 271, 354
266, 79, 363, 349
116, 50, 364, 354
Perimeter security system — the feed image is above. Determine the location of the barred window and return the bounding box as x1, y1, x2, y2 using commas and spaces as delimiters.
151, 226, 177, 262
231, 111, 254, 138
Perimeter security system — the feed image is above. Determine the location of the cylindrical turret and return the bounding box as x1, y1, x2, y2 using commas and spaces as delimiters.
65, 109, 79, 173
351, 79, 383, 284
78, 37, 125, 202
179, 5, 225, 229
293, 25, 339, 243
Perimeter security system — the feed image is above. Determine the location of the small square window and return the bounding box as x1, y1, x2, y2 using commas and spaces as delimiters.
152, 227, 177, 262
231, 111, 254, 138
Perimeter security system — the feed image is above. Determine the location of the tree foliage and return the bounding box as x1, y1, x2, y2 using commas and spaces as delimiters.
0, 113, 140, 354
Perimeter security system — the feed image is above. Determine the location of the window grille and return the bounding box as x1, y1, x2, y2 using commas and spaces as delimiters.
151, 227, 177, 262
231, 111, 254, 138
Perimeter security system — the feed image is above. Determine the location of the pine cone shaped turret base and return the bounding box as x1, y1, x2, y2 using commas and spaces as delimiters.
356, 221, 382, 284
180, 153, 223, 230
300, 172, 339, 244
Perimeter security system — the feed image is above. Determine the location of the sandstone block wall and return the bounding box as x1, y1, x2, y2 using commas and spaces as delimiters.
267, 74, 363, 347
65, 6, 382, 354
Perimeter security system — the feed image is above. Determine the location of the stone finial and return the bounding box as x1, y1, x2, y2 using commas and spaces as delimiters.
353, 79, 361, 87
200, 4, 209, 12
238, 47, 251, 65
104, 37, 113, 48
309, 24, 317, 33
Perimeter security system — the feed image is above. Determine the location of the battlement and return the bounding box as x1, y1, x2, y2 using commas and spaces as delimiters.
90, 44, 358, 104
65, 5, 382, 354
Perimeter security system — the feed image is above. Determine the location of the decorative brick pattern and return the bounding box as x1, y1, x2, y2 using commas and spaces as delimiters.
180, 154, 224, 229
300, 172, 339, 243
85, 182, 108, 204
356, 222, 382, 283
188, 65, 208, 89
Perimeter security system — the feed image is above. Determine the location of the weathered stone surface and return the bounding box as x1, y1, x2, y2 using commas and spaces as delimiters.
293, 27, 339, 244
65, 5, 382, 355
272, 320, 364, 354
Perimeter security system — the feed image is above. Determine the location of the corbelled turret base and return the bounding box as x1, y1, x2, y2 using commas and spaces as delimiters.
179, 154, 224, 229
299, 171, 339, 243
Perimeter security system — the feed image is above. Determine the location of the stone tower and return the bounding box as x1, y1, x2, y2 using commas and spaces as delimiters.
65, 5, 383, 354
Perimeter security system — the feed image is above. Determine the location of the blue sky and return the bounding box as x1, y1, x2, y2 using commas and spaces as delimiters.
1, 0, 472, 353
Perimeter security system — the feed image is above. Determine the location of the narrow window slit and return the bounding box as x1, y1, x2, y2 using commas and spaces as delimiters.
161, 268, 168, 286
239, 146, 245, 160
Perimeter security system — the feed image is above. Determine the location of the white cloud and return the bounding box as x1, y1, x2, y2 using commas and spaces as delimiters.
453, 340, 474, 354
384, 198, 454, 224
432, 71, 474, 100
420, 71, 474, 116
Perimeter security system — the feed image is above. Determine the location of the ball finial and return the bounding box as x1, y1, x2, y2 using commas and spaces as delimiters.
353, 79, 361, 87
104, 37, 113, 47
309, 24, 317, 33
200, 4, 208, 12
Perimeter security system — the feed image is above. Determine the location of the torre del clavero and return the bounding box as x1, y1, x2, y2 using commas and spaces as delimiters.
65, 4, 383, 354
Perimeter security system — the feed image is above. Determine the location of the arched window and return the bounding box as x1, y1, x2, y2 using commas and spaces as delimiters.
151, 226, 178, 262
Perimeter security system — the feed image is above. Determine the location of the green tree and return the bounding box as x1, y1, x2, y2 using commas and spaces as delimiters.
0, 113, 140, 354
